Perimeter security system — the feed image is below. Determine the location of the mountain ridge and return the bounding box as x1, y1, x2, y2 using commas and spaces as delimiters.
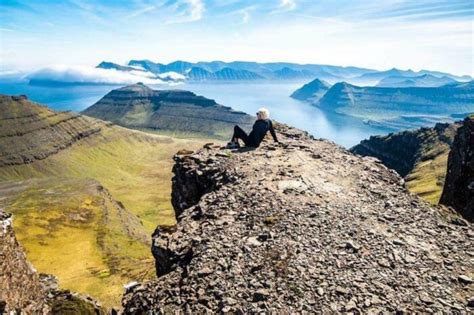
82, 83, 254, 139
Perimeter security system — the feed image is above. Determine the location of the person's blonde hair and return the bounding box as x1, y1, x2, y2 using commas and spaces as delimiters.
257, 108, 270, 120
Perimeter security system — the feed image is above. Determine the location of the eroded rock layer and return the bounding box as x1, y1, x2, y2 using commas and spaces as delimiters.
123, 125, 473, 313
0, 94, 109, 167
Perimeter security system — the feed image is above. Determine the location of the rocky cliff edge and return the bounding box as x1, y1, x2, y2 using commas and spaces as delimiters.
123, 125, 473, 313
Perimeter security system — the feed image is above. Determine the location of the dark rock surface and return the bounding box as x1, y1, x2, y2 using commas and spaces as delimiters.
82, 83, 254, 139
122, 125, 473, 313
440, 115, 474, 221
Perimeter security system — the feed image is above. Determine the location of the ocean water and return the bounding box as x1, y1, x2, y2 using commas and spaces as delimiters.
0, 82, 405, 148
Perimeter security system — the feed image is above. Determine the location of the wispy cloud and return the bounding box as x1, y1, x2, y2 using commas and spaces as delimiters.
166, 0, 205, 24
126, 5, 157, 20
271, 0, 296, 14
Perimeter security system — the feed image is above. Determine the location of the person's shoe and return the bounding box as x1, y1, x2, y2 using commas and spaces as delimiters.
226, 141, 240, 149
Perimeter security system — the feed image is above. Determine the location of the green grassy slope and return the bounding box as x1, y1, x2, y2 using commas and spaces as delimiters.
0, 95, 212, 308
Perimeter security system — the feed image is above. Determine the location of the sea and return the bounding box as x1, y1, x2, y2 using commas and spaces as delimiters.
0, 81, 449, 148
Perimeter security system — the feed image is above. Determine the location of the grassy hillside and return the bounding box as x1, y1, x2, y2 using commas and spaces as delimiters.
0, 95, 212, 308
351, 122, 460, 204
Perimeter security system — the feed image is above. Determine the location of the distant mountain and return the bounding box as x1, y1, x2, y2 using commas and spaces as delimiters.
272, 67, 315, 80
290, 78, 330, 102
315, 81, 474, 123
96, 61, 138, 72
351, 68, 471, 86
213, 67, 263, 80
96, 60, 472, 84
351, 121, 461, 203
97, 60, 377, 82
376, 74, 458, 88
82, 83, 254, 138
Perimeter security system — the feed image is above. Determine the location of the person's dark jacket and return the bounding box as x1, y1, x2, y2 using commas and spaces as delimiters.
248, 119, 278, 147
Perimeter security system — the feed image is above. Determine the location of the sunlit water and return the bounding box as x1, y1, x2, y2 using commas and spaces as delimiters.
1, 82, 400, 148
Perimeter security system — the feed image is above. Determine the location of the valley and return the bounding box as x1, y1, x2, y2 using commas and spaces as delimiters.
0, 94, 211, 308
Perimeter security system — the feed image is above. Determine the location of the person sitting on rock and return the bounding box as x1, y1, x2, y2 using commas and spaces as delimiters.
228, 108, 279, 148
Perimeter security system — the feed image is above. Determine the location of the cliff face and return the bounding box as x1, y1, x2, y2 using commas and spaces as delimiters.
351, 122, 460, 203
123, 125, 473, 313
440, 115, 474, 221
82, 83, 254, 139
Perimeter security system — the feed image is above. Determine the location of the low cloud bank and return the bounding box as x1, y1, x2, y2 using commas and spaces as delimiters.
27, 65, 167, 85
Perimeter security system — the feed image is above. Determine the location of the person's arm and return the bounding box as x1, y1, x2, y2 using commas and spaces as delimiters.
269, 120, 279, 142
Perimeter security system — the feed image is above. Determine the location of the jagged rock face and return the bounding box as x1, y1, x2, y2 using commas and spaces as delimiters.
0, 94, 108, 167
350, 122, 460, 203
440, 115, 474, 221
82, 83, 254, 139
123, 125, 473, 313
0, 210, 49, 314
290, 78, 330, 103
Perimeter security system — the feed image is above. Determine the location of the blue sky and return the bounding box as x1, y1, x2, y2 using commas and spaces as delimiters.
0, 0, 472, 75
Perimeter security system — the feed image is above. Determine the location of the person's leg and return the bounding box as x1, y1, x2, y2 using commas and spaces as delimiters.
232, 125, 249, 144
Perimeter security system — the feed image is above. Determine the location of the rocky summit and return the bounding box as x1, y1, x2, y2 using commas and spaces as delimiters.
123, 125, 473, 313
82, 83, 254, 139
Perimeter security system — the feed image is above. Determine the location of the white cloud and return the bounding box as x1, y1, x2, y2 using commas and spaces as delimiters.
158, 71, 186, 81
166, 0, 205, 24
26, 65, 167, 85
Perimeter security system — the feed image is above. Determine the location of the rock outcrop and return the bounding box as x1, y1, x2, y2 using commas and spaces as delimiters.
82, 83, 254, 139
123, 125, 473, 313
351, 121, 460, 203
0, 210, 49, 314
440, 115, 474, 221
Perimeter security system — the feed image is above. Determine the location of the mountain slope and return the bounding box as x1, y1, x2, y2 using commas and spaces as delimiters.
440, 115, 474, 221
290, 78, 330, 102
82, 83, 254, 139
123, 125, 473, 313
0, 94, 208, 308
350, 122, 461, 203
